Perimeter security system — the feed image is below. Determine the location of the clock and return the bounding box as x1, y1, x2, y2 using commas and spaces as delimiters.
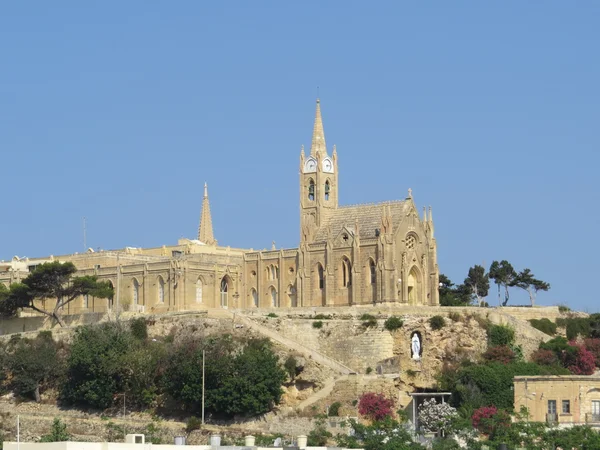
304, 158, 317, 173
322, 157, 333, 173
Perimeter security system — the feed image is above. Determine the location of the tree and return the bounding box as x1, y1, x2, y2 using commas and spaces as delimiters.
488, 260, 516, 306
61, 323, 136, 409
0, 262, 113, 326
511, 268, 550, 306
463, 265, 489, 306
5, 333, 64, 402
40, 418, 71, 442
438, 275, 470, 307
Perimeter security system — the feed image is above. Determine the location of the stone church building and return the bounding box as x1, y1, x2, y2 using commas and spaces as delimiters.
0, 100, 439, 314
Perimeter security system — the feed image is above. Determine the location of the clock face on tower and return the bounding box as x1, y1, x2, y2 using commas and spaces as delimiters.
322, 157, 334, 173
304, 158, 317, 173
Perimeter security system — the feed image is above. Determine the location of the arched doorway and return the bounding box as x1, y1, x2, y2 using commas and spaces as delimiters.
250, 288, 258, 307
220, 277, 228, 308
269, 286, 278, 307
314, 263, 326, 306
407, 267, 421, 305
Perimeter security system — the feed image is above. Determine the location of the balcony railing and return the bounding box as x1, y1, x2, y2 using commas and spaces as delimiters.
586, 413, 600, 423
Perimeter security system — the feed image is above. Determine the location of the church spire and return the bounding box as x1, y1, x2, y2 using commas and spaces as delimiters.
198, 182, 216, 245
310, 99, 327, 156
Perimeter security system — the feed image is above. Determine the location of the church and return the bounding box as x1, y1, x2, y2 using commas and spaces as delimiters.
0, 100, 440, 314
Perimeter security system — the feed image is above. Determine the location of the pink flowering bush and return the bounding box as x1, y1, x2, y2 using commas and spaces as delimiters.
357, 392, 394, 421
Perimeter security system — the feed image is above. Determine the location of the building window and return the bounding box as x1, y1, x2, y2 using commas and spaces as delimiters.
220, 277, 228, 308
370, 260, 376, 284
308, 179, 315, 201
548, 400, 557, 416
196, 278, 203, 303
251, 288, 258, 307
324, 180, 330, 201
158, 277, 165, 303
132, 279, 139, 305
318, 264, 324, 289
562, 400, 570, 414
83, 294, 89, 309
592, 400, 600, 420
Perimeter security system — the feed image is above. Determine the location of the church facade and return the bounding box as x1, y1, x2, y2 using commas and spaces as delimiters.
0, 100, 439, 314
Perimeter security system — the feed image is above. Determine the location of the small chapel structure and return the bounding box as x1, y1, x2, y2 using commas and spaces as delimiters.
0, 100, 440, 313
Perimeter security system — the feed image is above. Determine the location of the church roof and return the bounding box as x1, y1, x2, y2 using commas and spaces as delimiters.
313, 200, 410, 241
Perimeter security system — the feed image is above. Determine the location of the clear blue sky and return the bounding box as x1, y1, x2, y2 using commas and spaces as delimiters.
1, 2, 598, 311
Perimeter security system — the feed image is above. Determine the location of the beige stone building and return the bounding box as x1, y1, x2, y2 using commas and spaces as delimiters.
0, 100, 439, 315
514, 375, 600, 426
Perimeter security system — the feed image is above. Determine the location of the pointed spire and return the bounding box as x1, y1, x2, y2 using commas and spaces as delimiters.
198, 182, 216, 245
429, 206, 434, 238
310, 99, 327, 157
423, 206, 427, 222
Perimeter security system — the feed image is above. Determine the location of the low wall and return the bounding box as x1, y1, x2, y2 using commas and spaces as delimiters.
0, 312, 107, 336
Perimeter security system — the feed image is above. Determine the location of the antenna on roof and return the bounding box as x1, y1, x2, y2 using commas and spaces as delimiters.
83, 217, 87, 252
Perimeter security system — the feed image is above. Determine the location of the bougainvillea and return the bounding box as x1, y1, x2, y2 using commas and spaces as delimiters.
531, 348, 559, 366
482, 345, 516, 364
584, 338, 600, 367
357, 392, 394, 421
417, 398, 458, 433
472, 406, 511, 437
568, 345, 596, 375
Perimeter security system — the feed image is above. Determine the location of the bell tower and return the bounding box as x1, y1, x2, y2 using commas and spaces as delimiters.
299, 99, 338, 242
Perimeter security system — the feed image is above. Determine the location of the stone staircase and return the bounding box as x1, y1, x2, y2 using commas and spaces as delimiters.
296, 375, 348, 410
230, 312, 356, 375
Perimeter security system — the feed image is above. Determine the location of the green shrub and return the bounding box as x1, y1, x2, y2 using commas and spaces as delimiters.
429, 315, 446, 330
366, 367, 373, 374
406, 369, 417, 378
488, 324, 515, 347
361, 318, 377, 328
130, 317, 148, 340
313, 314, 332, 320
284, 355, 298, 380
557, 317, 591, 340
448, 312, 461, 323
529, 318, 557, 336
267, 312, 278, 318
384, 316, 403, 331
558, 305, 571, 313
185, 416, 202, 434
328, 401, 342, 417
360, 313, 376, 320
313, 321, 323, 329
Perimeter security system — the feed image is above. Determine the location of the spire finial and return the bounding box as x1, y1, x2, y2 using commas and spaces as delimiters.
198, 183, 216, 245
310, 98, 327, 157
423, 206, 427, 222
407, 188, 413, 199
429, 206, 433, 222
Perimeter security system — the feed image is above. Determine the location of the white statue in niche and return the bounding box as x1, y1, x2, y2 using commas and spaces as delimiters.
411, 332, 421, 360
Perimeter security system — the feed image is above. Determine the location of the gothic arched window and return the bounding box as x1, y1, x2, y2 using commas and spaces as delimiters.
370, 259, 376, 284
251, 288, 258, 307
324, 180, 331, 201
318, 264, 324, 289
132, 278, 139, 305
157, 276, 165, 303
308, 179, 315, 201
196, 278, 203, 303
341, 257, 352, 288
220, 277, 228, 308
270, 287, 278, 307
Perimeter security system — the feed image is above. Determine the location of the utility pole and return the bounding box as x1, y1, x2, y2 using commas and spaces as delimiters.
202, 350, 205, 425
116, 254, 121, 314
